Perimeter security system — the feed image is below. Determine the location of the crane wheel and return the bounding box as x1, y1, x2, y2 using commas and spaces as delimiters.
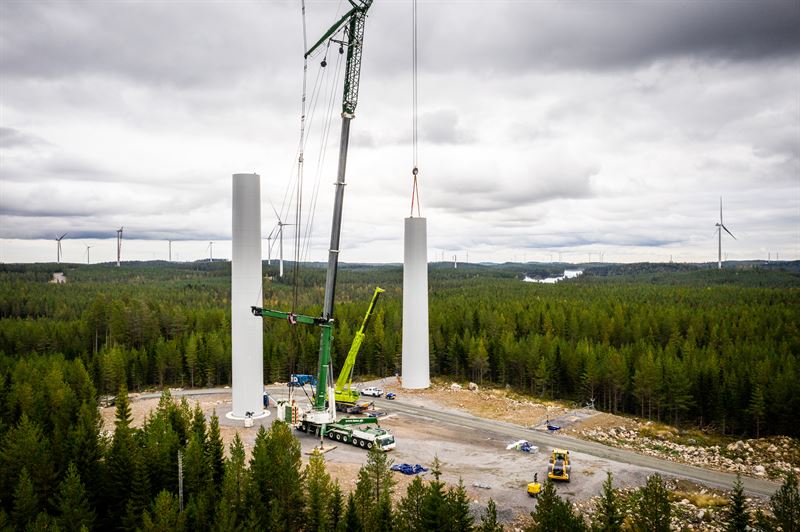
367, 442, 373, 450
359, 439, 366, 448
342, 436, 349, 444
334, 433, 341, 441
352, 437, 360, 447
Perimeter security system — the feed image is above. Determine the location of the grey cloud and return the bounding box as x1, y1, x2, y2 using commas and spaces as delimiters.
0, 127, 49, 148
401, 1, 800, 74
421, 109, 473, 145
0, 1, 297, 86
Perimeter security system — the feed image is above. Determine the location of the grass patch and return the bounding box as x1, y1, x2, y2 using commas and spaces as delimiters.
670, 491, 729, 509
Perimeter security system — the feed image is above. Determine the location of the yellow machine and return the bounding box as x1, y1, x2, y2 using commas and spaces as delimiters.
547, 449, 571, 482
334, 287, 384, 407
527, 473, 542, 497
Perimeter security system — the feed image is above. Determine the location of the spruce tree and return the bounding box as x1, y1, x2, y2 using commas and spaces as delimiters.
446, 479, 473, 532
725, 474, 749, 532
340, 493, 363, 532
141, 490, 186, 532
770, 472, 799, 532
221, 433, 248, 527
631, 474, 670, 532
329, 481, 344, 532
477, 499, 503, 532
305, 450, 333, 532
593, 472, 623, 531
395, 475, 426, 532
354, 443, 395, 529
12, 468, 38, 530
54, 463, 95, 532
248, 421, 305, 532
205, 411, 225, 488
527, 479, 586, 532
103, 385, 137, 525
67, 401, 103, 507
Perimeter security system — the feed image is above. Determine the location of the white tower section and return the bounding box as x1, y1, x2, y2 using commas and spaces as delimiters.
402, 217, 430, 389
229, 173, 266, 419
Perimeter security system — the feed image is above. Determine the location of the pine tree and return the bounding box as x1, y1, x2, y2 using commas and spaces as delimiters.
593, 472, 623, 532
770, 472, 799, 532
446, 479, 473, 532
477, 499, 503, 532
631, 474, 670, 532
748, 384, 766, 438
354, 443, 395, 529
305, 450, 333, 532
55, 462, 95, 532
725, 474, 749, 532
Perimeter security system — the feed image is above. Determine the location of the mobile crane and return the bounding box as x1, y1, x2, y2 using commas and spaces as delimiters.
251, 0, 393, 450
334, 286, 384, 411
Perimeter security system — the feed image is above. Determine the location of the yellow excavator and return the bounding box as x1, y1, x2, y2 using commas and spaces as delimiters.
334, 286, 385, 412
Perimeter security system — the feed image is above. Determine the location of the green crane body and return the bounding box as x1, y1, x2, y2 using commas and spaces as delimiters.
250, 0, 375, 429
334, 286, 384, 404
251, 307, 332, 411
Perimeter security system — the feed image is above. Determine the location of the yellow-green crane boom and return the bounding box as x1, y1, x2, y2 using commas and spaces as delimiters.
335, 286, 384, 404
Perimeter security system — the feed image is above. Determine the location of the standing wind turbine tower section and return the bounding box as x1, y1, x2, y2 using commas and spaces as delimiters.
229, 173, 266, 420
715, 197, 736, 269
401, 0, 430, 390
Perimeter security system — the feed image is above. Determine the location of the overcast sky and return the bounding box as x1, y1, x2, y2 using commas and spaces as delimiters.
1, 0, 798, 265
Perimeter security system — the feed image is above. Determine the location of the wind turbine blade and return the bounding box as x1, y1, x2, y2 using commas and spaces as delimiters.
267, 223, 278, 239
59, 232, 68, 240
268, 199, 281, 222
722, 224, 736, 240
719, 197, 723, 225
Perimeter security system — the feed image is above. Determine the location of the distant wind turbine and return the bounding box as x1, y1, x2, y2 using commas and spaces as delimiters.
270, 204, 293, 278
715, 197, 736, 269
206, 241, 214, 262
116, 227, 124, 267
168, 240, 172, 262
85, 245, 92, 264
55, 233, 67, 264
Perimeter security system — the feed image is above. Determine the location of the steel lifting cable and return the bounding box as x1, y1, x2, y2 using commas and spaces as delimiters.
410, 0, 422, 217
301, 48, 343, 263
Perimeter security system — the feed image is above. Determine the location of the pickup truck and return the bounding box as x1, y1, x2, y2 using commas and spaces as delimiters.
360, 386, 383, 397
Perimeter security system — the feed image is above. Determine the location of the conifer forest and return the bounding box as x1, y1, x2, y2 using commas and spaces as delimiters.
0, 260, 798, 529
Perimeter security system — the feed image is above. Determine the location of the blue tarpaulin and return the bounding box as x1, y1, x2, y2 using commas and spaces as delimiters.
391, 464, 429, 475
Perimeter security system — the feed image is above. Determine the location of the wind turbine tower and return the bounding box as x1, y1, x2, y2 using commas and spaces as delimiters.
402, 0, 430, 390
85, 245, 92, 264
230, 173, 264, 419
116, 227, 123, 267
715, 197, 736, 269
168, 240, 173, 262
55, 233, 67, 264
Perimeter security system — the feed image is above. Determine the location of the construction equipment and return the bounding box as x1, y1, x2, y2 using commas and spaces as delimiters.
320, 416, 395, 450
527, 473, 542, 497
547, 449, 571, 481
251, 0, 389, 450
334, 286, 384, 409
